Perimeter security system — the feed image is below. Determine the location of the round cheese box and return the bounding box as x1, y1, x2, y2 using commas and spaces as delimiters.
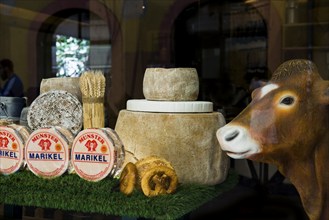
0, 125, 30, 174
25, 127, 72, 179
71, 128, 123, 182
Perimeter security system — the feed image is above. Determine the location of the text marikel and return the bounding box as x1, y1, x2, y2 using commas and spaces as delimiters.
75, 153, 107, 162
28, 152, 63, 160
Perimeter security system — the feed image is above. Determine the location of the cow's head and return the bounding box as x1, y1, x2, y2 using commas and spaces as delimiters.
217, 59, 329, 164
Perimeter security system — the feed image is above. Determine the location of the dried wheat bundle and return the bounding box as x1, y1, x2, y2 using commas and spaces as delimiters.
80, 70, 106, 129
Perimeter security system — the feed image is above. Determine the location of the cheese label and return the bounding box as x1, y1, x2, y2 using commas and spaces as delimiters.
0, 126, 24, 174
25, 128, 69, 178
71, 129, 115, 182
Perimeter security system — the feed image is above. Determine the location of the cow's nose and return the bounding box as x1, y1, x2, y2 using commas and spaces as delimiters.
224, 129, 240, 142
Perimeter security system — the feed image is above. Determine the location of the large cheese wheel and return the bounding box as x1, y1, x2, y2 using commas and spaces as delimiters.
143, 68, 199, 101
115, 110, 230, 185
27, 90, 83, 135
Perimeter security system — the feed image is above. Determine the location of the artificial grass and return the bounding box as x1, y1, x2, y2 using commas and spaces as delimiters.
0, 170, 238, 220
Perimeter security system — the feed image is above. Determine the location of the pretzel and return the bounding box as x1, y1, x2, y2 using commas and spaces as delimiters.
140, 165, 178, 197
135, 155, 173, 180
119, 162, 138, 196
119, 156, 179, 197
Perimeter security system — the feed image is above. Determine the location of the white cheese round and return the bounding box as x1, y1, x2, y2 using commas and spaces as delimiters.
126, 99, 213, 113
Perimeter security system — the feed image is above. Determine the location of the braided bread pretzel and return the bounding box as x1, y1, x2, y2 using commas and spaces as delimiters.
119, 162, 138, 196
119, 156, 178, 197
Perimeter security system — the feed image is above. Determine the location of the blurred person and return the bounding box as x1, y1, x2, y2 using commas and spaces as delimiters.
245, 67, 269, 92
0, 58, 24, 97
249, 76, 267, 92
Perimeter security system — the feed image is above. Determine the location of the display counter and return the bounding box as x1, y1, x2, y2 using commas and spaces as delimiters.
0, 170, 238, 219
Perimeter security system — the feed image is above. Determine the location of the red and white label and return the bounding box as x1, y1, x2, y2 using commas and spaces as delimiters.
25, 128, 69, 178
0, 126, 24, 174
71, 128, 115, 182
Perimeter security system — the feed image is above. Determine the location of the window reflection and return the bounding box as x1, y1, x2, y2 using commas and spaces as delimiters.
54, 35, 90, 77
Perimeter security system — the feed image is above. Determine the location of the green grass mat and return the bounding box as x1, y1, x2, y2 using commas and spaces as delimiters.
0, 170, 238, 220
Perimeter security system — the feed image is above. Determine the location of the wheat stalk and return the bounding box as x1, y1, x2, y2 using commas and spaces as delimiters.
80, 70, 106, 129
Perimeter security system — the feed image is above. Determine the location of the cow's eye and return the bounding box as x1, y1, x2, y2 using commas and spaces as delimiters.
280, 96, 295, 105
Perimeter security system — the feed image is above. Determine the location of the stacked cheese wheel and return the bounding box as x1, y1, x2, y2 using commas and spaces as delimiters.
127, 67, 213, 113
24, 81, 84, 179
116, 67, 229, 186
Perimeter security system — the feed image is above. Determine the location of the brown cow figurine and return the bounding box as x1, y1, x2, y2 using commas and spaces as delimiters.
216, 59, 329, 220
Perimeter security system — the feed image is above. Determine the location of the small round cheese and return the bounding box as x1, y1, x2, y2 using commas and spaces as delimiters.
143, 68, 199, 101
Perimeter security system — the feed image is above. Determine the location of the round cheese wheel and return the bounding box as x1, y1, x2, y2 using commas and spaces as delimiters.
25, 127, 72, 179
143, 68, 199, 101
71, 128, 118, 182
0, 125, 30, 174
27, 90, 83, 135
126, 99, 213, 113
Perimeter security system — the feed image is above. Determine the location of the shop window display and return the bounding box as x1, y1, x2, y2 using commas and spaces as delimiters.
0, 0, 328, 219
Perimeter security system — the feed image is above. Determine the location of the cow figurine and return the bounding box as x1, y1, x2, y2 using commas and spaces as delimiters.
217, 59, 329, 220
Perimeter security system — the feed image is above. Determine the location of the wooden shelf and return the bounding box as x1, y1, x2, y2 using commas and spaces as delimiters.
283, 21, 329, 27
280, 0, 329, 78
283, 46, 329, 50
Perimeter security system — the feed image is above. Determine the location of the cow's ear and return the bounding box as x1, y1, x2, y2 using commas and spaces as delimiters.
318, 81, 329, 105
251, 87, 260, 100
